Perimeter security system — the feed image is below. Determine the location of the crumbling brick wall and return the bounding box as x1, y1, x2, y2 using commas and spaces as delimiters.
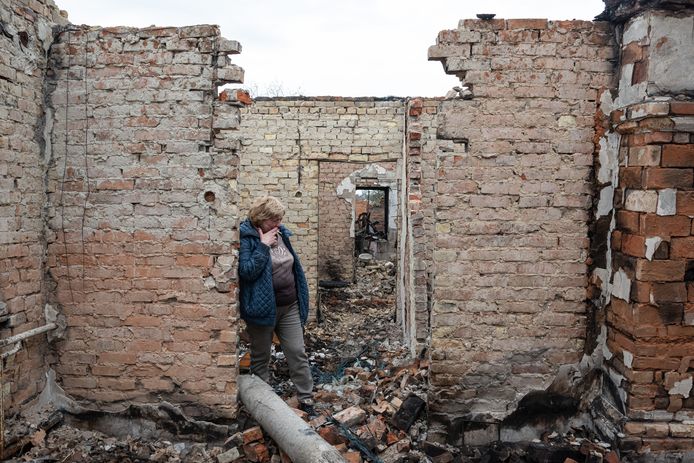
238, 98, 404, 315
426, 18, 616, 440
45, 24, 243, 418
318, 161, 397, 282
402, 98, 440, 349
595, 5, 694, 454
0, 0, 66, 414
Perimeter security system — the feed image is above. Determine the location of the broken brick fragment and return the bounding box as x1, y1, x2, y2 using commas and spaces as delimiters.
318, 425, 347, 445
333, 405, 367, 427
386, 431, 401, 445
242, 425, 264, 444
235, 89, 253, 105
242, 442, 270, 462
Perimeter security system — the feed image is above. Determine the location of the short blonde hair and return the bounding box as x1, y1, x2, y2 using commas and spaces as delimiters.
248, 196, 285, 227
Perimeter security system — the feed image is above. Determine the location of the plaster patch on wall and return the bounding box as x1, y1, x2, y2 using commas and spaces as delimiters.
612, 269, 631, 301
336, 176, 357, 237
670, 376, 693, 398
616, 62, 648, 107
657, 188, 676, 216
336, 176, 356, 199
625, 189, 658, 213
623, 350, 633, 369
594, 268, 611, 298
336, 163, 395, 239
623, 15, 649, 44
648, 15, 694, 95
645, 236, 663, 261
557, 115, 577, 127
597, 185, 615, 218
597, 133, 620, 185
598, 325, 613, 361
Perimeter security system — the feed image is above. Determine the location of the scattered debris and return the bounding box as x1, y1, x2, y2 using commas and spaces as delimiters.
3, 259, 624, 462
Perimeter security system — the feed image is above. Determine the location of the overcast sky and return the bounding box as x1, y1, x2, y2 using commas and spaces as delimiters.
55, 0, 605, 97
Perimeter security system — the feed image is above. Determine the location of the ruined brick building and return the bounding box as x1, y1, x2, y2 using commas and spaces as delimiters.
0, 0, 693, 460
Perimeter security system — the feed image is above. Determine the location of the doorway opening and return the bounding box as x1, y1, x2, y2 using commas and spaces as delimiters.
354, 187, 389, 258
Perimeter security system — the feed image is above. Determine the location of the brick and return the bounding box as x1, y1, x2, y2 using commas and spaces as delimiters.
677, 191, 694, 215
642, 437, 694, 451
640, 214, 691, 237
242, 426, 264, 444
630, 102, 670, 119
671, 102, 694, 115
671, 237, 694, 258
625, 190, 658, 213
620, 167, 643, 188
635, 260, 686, 281
333, 405, 367, 427
618, 210, 641, 233
242, 442, 269, 462
644, 423, 670, 437
621, 233, 646, 257
651, 282, 687, 303
318, 425, 347, 445
644, 168, 693, 189
632, 281, 651, 303
506, 19, 548, 29
662, 144, 694, 167
629, 146, 661, 166
669, 423, 694, 438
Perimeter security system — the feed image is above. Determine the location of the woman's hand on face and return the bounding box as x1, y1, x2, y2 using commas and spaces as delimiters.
258, 226, 279, 247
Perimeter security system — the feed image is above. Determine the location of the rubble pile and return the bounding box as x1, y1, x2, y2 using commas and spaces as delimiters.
4, 420, 224, 463
236, 258, 442, 462
3, 259, 626, 462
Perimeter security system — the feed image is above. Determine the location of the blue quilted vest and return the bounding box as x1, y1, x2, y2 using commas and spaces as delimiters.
238, 219, 310, 326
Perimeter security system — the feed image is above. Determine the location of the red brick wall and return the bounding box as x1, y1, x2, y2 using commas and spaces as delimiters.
0, 0, 66, 414
601, 9, 694, 453
46, 25, 243, 418
608, 102, 694, 455
426, 18, 616, 438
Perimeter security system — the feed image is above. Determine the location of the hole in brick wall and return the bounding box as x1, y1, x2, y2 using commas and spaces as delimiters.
295, 191, 302, 198
198, 168, 205, 177
204, 191, 216, 202
452, 139, 469, 152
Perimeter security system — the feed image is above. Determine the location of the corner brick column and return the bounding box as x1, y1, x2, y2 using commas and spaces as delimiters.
601, 3, 694, 454
0, 0, 67, 414
608, 101, 694, 452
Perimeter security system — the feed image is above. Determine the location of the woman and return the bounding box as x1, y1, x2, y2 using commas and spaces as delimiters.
238, 196, 314, 413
